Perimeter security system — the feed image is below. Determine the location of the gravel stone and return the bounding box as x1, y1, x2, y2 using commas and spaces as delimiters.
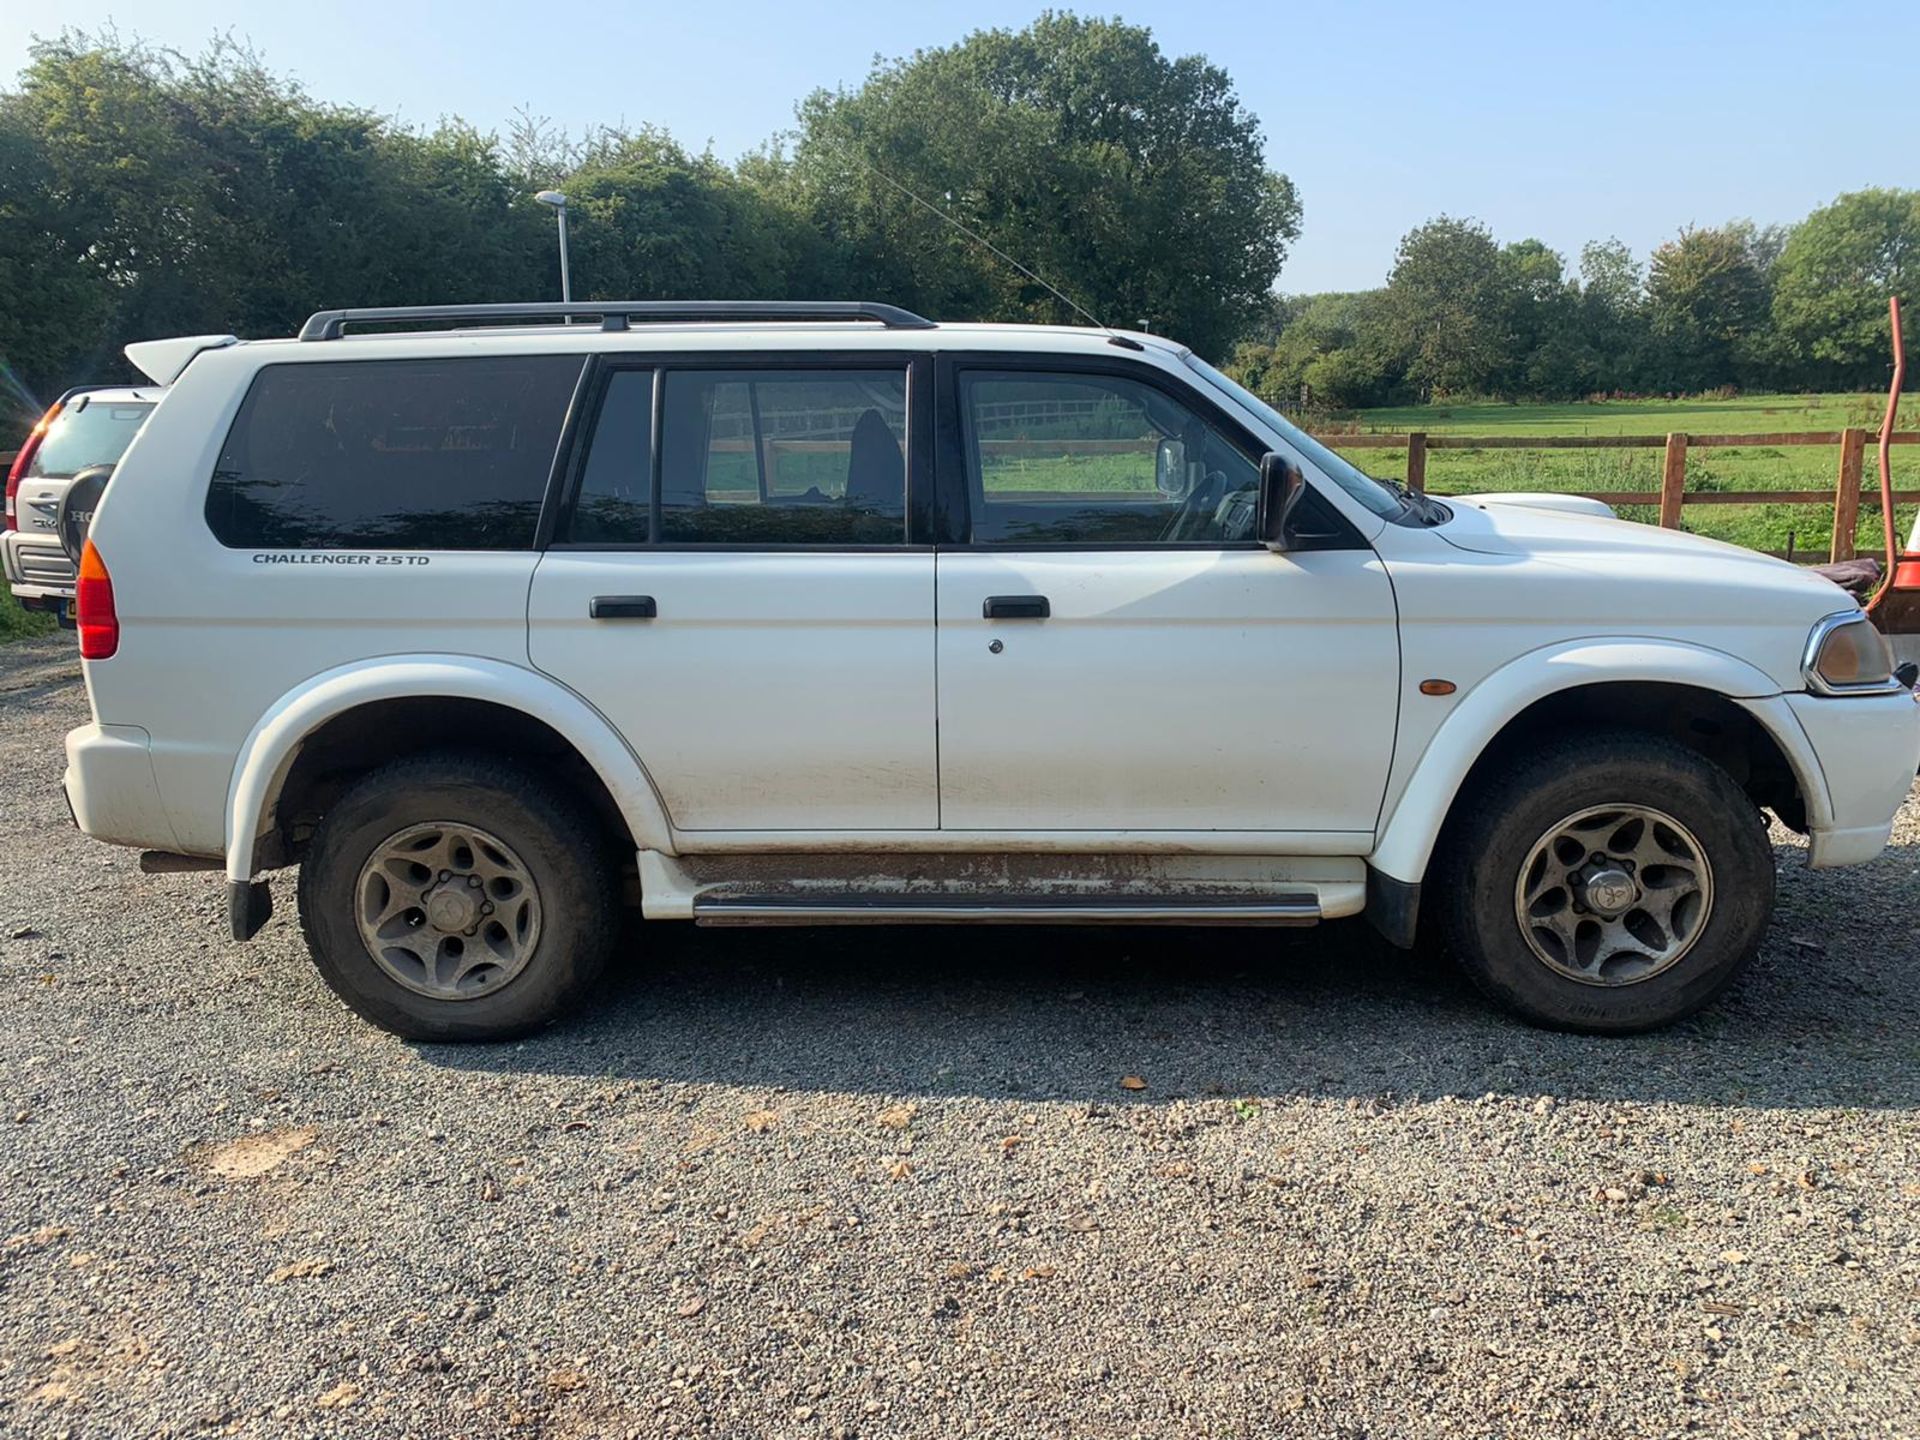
2, 634, 1918, 1436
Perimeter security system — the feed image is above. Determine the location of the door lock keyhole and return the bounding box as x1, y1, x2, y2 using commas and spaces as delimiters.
988, 639, 1004, 654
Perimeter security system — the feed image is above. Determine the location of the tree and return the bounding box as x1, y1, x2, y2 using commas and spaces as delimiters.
1771, 188, 1919, 388
0, 87, 119, 407
0, 32, 549, 418
1496, 238, 1584, 397
1576, 238, 1649, 390
781, 13, 1300, 357
1228, 289, 1405, 412
1645, 224, 1770, 390
558, 129, 810, 302
1387, 217, 1507, 398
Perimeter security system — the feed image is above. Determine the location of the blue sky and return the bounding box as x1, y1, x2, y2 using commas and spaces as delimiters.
4, 0, 1913, 294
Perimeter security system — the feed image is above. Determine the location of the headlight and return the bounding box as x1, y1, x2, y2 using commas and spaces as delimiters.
1803, 611, 1897, 695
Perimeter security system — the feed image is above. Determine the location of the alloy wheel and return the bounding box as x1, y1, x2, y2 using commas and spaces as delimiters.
1511, 804, 1714, 986
354, 822, 542, 1000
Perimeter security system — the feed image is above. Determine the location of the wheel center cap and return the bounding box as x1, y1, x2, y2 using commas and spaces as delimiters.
425, 884, 479, 933
1578, 867, 1638, 919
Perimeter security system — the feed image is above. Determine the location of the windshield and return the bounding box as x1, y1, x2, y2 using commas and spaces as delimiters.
1181, 355, 1404, 520
31, 397, 156, 478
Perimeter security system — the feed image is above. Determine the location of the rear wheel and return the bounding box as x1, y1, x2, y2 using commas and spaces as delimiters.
1434, 730, 1775, 1033
297, 753, 618, 1040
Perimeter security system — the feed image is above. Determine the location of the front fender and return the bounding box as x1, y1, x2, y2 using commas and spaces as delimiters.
224, 654, 675, 883
1368, 638, 1828, 885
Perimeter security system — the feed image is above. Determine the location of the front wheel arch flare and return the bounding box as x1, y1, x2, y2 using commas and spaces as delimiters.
1370, 644, 1827, 886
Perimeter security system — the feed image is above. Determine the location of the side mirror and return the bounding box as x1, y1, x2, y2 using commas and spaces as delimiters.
1154, 436, 1188, 497
1258, 452, 1305, 550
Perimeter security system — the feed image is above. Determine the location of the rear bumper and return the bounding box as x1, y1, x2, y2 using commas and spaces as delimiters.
1785, 690, 1920, 868
3, 531, 77, 600
64, 722, 185, 853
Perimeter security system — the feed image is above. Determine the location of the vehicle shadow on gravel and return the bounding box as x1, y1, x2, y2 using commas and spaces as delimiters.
420, 839, 1920, 1112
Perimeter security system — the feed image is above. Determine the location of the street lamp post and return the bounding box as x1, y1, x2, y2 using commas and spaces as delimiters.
534, 190, 571, 305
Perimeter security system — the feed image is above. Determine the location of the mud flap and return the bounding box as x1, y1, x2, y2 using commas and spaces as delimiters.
1365, 867, 1421, 950
228, 879, 273, 942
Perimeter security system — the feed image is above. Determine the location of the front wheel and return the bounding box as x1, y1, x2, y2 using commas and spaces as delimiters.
297, 753, 619, 1040
1434, 730, 1776, 1033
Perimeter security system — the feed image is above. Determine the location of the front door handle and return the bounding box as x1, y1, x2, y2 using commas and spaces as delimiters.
983, 594, 1050, 620
590, 594, 657, 620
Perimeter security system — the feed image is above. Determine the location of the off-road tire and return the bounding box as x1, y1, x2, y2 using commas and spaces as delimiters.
1433, 729, 1775, 1033
297, 752, 619, 1041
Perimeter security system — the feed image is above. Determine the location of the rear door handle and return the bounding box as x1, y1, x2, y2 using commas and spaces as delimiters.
589, 595, 657, 620
983, 594, 1050, 620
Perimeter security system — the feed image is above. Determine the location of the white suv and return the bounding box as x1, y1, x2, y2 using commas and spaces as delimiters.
63, 301, 1920, 1040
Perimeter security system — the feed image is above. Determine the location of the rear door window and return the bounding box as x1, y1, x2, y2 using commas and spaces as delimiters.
206, 356, 582, 549
657, 369, 907, 544
556, 366, 911, 547
30, 398, 155, 476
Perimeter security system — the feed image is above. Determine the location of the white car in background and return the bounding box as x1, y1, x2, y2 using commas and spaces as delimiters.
5, 385, 162, 617
55, 301, 1920, 1042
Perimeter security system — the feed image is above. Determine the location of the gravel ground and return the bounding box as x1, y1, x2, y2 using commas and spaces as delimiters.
1, 634, 1917, 1439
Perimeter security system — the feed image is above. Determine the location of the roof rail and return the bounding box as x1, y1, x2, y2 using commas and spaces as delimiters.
297, 300, 937, 341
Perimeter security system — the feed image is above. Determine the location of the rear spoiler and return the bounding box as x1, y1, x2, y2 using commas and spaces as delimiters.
124, 334, 239, 387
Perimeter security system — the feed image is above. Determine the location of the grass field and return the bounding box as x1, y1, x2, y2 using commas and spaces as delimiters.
1324, 392, 1916, 556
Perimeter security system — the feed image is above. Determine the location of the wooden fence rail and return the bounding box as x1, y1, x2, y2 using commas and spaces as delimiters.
1308, 428, 1920, 563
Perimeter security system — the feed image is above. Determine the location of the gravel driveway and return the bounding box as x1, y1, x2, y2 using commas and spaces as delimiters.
2, 635, 1917, 1439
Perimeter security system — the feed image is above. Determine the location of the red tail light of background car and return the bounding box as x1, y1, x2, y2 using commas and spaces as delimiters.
4, 398, 64, 532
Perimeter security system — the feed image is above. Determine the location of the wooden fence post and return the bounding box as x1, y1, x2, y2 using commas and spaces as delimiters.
1830, 427, 1866, 562
1405, 432, 1427, 493
1659, 433, 1688, 528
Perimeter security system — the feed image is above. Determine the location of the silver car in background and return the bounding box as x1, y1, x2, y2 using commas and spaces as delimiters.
4, 385, 162, 617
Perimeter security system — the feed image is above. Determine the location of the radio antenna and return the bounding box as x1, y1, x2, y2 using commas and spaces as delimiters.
847, 154, 1143, 350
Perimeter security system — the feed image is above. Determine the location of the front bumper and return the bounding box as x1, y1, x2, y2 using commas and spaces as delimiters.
1785, 689, 1920, 868
64, 722, 184, 853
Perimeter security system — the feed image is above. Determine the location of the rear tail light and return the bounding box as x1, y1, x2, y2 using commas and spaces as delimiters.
5, 398, 64, 532
75, 540, 119, 660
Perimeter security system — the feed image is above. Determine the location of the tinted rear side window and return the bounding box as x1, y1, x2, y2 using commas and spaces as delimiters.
31, 399, 155, 477
657, 369, 907, 544
206, 356, 582, 549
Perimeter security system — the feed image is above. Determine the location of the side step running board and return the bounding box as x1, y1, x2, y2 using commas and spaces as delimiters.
693, 893, 1321, 927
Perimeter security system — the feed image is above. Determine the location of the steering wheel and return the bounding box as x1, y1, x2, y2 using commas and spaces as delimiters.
1159, 469, 1226, 542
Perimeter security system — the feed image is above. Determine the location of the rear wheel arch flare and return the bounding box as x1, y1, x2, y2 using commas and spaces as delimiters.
224, 657, 675, 880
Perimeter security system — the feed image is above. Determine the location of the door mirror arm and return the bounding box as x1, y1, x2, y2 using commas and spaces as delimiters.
1258, 452, 1306, 551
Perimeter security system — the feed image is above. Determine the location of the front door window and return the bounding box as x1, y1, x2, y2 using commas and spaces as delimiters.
960, 371, 1260, 545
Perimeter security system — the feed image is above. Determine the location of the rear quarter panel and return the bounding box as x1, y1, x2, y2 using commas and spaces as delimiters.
81, 345, 542, 856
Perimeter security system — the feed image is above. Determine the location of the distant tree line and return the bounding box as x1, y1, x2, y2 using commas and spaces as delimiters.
1, 16, 1912, 449
1228, 194, 1919, 414
0, 15, 1297, 440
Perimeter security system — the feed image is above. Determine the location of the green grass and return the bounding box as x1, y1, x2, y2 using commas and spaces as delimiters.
1324, 392, 1916, 556
0, 588, 57, 644
983, 449, 1159, 494
1345, 393, 1891, 437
